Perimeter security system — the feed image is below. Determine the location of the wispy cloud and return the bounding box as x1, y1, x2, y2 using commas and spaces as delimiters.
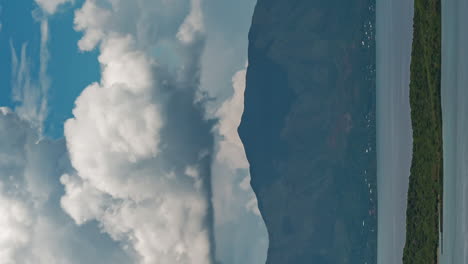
38, 20, 50, 123
10, 41, 44, 132
9, 20, 51, 135
12, 0, 74, 135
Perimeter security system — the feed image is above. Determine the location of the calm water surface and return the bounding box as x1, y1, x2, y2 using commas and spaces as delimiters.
441, 0, 468, 262
376, 0, 413, 263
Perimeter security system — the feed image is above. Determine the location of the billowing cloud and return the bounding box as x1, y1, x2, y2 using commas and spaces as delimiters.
73, 0, 111, 52
2, 0, 268, 263
0, 184, 32, 263
61, 1, 268, 263
0, 108, 131, 264
60, 1, 217, 263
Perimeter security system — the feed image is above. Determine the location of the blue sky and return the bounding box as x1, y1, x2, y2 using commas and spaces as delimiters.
0, 0, 268, 263
0, 0, 39, 109
44, 3, 100, 138
1, 0, 99, 138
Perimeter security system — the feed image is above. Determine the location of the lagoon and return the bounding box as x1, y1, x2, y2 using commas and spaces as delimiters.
376, 0, 414, 263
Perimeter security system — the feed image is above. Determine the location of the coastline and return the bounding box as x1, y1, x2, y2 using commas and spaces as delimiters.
375, 0, 414, 262
403, 0, 442, 263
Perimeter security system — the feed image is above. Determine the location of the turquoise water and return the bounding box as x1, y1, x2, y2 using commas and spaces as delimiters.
376, 0, 414, 263
441, 0, 468, 262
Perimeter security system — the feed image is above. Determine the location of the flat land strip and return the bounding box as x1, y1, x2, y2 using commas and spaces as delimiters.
403, 0, 442, 263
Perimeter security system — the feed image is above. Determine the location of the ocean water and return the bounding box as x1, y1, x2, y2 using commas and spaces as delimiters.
376, 0, 414, 263
441, 0, 468, 262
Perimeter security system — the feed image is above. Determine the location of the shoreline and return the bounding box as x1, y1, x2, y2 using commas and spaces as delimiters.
402, 0, 442, 263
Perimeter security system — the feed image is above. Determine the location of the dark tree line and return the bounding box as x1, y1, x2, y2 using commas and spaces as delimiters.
403, 0, 442, 263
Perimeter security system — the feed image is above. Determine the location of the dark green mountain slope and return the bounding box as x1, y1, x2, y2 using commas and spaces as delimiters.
239, 0, 377, 263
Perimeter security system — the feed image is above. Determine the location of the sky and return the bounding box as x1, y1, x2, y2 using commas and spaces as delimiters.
0, 0, 268, 263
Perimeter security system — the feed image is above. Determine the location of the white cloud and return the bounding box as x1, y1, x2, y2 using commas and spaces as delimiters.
65, 1, 269, 263
38, 20, 50, 123
73, 0, 111, 51
0, 189, 32, 263
186, 3, 270, 261
0, 110, 36, 263
214, 66, 262, 219
177, 0, 204, 44
0, 109, 130, 264
61, 174, 212, 263
210, 67, 267, 264
60, 1, 216, 263
9, 42, 44, 133
3, 0, 268, 263
9, 20, 51, 135
215, 67, 250, 170
35, 0, 72, 15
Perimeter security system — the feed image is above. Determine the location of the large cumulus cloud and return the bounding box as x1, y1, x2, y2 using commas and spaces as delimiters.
1, 0, 268, 263
64, 0, 268, 263
0, 108, 131, 264
60, 0, 217, 263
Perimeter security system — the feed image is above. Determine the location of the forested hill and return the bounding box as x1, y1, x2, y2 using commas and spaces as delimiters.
239, 0, 377, 263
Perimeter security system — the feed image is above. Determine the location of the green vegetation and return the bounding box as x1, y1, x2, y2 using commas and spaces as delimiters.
403, 0, 442, 263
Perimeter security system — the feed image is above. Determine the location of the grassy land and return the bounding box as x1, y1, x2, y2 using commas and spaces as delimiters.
402, 0, 442, 263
